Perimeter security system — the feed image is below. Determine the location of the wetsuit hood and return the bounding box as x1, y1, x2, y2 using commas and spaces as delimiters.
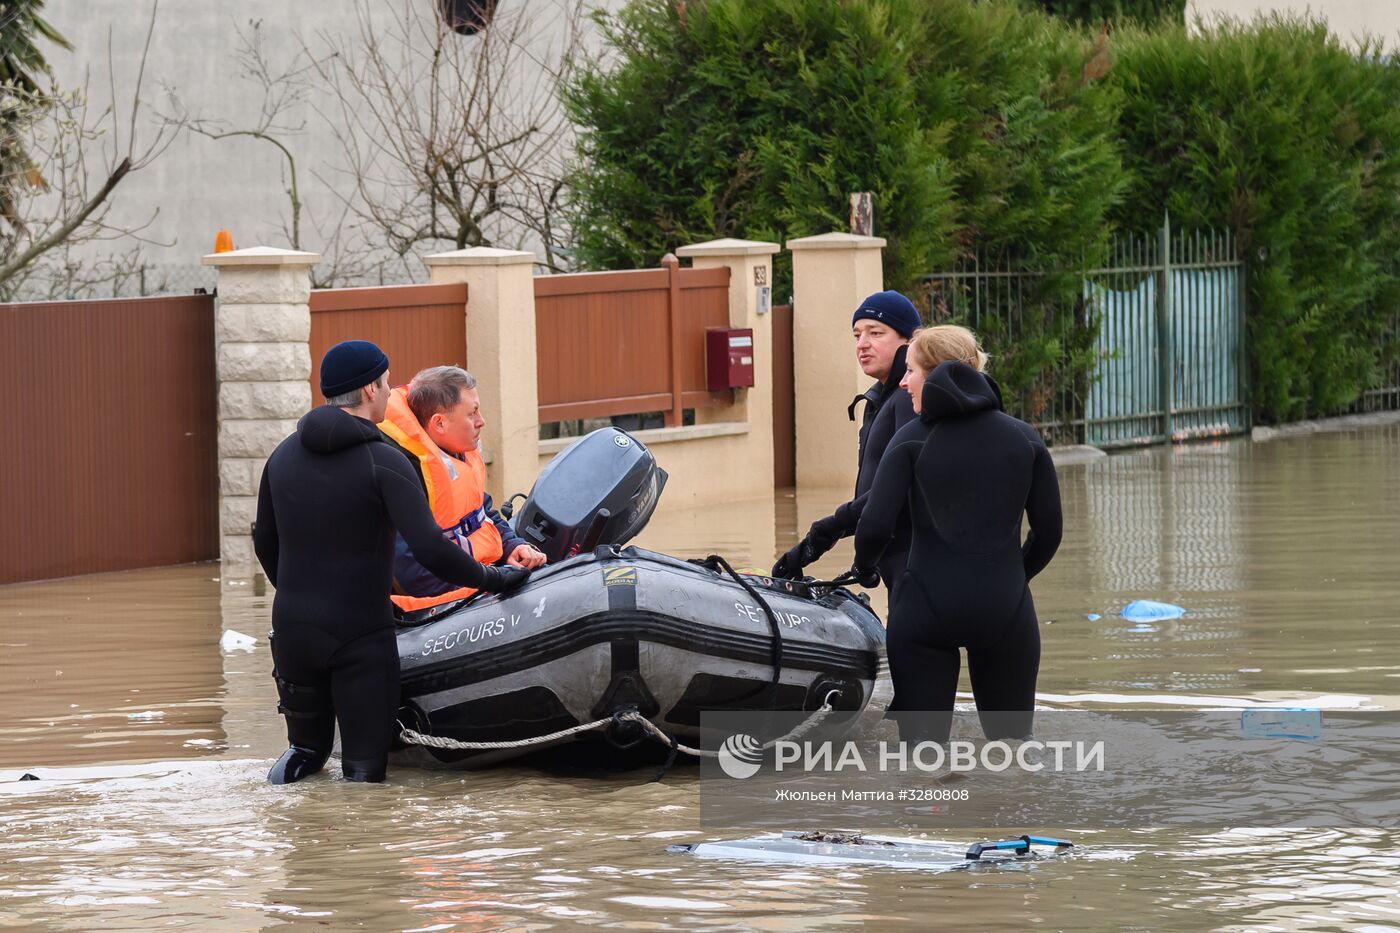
297, 404, 384, 454
919, 361, 1003, 424
848, 343, 910, 422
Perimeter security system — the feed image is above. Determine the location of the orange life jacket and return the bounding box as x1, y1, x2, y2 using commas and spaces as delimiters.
380, 386, 503, 610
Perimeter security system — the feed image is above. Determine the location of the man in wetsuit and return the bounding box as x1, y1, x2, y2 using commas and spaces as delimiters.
772, 290, 920, 588
852, 335, 1062, 743
252, 340, 530, 785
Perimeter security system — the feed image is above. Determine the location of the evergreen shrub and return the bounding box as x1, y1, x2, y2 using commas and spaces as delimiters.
1111, 16, 1400, 421
564, 0, 952, 295
1032, 0, 1185, 27
909, 0, 1125, 427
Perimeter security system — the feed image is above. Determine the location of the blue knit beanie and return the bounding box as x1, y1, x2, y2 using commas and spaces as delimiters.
321, 340, 389, 397
851, 290, 920, 338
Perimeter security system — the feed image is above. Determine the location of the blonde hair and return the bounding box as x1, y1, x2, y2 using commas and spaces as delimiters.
907, 325, 988, 373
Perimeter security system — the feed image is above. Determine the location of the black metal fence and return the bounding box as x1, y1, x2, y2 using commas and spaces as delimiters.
1350, 306, 1400, 415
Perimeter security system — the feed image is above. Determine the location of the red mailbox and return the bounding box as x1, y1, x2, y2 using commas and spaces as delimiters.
705, 327, 756, 390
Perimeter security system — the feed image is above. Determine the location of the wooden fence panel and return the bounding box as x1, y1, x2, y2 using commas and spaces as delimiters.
535, 270, 674, 421
309, 283, 468, 403
534, 263, 732, 424
0, 295, 217, 584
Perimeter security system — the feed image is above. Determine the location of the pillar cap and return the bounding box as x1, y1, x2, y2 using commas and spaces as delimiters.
676, 237, 781, 258
424, 247, 536, 268
201, 246, 322, 267
786, 232, 887, 251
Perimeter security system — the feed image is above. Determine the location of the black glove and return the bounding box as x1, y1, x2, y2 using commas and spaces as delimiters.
772, 514, 847, 579
851, 565, 881, 589
772, 538, 817, 580
806, 514, 844, 555
481, 564, 531, 594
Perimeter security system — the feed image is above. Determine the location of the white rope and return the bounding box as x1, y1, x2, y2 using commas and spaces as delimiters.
397, 693, 841, 757
398, 716, 614, 751
620, 698, 838, 758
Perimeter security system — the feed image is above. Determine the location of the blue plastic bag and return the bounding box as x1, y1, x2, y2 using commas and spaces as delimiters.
1121, 599, 1186, 621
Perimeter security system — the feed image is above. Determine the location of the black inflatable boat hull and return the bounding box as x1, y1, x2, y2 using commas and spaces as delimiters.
393, 546, 888, 767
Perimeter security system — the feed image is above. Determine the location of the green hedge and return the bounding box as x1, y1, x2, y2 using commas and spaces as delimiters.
908, 1, 1125, 425
565, 0, 1124, 289
566, 1, 1400, 426
565, 0, 952, 297
1031, 0, 1184, 26
1110, 17, 1400, 422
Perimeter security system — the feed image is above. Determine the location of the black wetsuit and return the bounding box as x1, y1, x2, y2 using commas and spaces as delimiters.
839, 344, 917, 587
252, 405, 514, 781
853, 361, 1062, 741
775, 346, 916, 585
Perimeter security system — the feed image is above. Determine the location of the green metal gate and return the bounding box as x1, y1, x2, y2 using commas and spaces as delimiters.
923, 217, 1248, 450
1085, 219, 1248, 447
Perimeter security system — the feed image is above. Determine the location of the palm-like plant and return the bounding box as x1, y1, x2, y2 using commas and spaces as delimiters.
1, 0, 72, 91
2, 0, 72, 232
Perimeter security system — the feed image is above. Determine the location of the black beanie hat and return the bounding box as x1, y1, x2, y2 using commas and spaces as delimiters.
321, 340, 389, 397
851, 290, 920, 338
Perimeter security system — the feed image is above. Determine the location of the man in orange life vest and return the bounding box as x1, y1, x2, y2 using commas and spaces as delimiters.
379, 365, 546, 610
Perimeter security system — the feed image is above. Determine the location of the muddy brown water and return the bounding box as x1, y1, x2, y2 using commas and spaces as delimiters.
2, 428, 1399, 931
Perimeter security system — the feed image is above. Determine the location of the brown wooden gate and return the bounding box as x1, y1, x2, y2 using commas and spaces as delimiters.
533, 258, 731, 426
308, 283, 469, 403
772, 304, 795, 487
0, 295, 218, 584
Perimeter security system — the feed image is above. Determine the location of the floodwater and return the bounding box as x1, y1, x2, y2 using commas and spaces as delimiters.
3, 427, 1400, 931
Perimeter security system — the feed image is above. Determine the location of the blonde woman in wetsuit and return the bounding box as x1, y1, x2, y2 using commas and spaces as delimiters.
852, 326, 1062, 743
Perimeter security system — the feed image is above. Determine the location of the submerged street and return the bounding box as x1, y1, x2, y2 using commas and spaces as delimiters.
2, 427, 1398, 930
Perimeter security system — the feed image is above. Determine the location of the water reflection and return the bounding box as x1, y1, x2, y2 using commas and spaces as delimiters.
0, 567, 227, 768
1077, 442, 1248, 595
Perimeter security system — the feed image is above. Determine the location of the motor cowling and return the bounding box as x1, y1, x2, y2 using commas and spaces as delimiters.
511, 428, 667, 563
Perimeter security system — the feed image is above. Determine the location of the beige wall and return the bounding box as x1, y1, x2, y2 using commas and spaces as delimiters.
1188, 0, 1400, 45
788, 233, 886, 492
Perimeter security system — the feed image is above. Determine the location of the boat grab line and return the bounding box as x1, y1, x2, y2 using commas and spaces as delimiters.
396, 693, 841, 761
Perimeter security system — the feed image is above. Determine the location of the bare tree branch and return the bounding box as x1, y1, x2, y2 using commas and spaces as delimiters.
0, 155, 128, 283
306, 0, 585, 273
160, 18, 328, 252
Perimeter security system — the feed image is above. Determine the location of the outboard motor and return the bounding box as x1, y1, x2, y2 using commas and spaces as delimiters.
511, 428, 667, 563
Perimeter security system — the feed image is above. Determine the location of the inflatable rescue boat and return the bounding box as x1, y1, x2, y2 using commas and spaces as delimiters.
392, 428, 888, 768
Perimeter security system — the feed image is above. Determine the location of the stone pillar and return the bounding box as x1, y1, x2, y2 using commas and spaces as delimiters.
423, 247, 539, 499
675, 237, 782, 483
787, 232, 886, 490
201, 247, 320, 570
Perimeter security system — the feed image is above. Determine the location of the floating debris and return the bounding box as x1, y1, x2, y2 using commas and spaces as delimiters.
219, 630, 256, 652
670, 831, 1073, 871
795, 830, 893, 846
1241, 708, 1322, 740
1121, 600, 1186, 621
